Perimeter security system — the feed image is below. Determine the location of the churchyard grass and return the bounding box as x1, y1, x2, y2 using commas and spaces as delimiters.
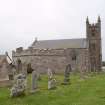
0, 73, 105, 105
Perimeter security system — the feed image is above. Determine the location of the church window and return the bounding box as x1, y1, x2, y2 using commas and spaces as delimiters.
71, 50, 77, 61
91, 44, 96, 50
92, 32, 95, 37
92, 33, 95, 36
72, 55, 76, 61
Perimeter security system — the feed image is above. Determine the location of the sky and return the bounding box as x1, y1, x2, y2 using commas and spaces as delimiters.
0, 0, 105, 60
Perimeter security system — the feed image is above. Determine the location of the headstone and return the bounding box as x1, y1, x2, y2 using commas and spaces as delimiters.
10, 73, 27, 97
48, 68, 56, 89
37, 72, 41, 81
31, 70, 38, 93
48, 68, 53, 79
62, 64, 72, 85
48, 78, 56, 90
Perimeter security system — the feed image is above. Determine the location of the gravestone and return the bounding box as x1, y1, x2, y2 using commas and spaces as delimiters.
10, 73, 27, 97
37, 72, 41, 81
48, 78, 56, 90
62, 64, 72, 85
31, 70, 38, 93
48, 68, 56, 89
48, 68, 53, 79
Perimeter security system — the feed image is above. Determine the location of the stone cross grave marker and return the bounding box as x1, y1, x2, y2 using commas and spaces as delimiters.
48, 68, 56, 89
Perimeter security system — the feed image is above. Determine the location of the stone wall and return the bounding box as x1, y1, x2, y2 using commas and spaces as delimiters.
12, 48, 90, 74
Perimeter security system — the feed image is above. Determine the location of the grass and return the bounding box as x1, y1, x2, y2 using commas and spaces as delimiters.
1, 73, 105, 105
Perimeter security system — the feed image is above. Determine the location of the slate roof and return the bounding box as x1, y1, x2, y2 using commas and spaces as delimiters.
31, 38, 88, 49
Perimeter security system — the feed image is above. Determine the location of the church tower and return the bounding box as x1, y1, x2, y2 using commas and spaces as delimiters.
86, 16, 102, 72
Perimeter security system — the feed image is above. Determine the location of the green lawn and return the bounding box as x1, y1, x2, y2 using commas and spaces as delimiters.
1, 73, 105, 105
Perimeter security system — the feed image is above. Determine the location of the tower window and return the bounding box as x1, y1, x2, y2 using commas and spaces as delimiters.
91, 44, 96, 50
72, 55, 76, 61
70, 50, 77, 61
92, 33, 95, 37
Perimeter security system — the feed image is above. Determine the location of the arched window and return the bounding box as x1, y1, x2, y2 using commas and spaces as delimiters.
72, 55, 76, 60
91, 43, 96, 50
92, 32, 95, 37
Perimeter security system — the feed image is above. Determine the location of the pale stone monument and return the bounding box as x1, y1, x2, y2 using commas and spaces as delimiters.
10, 73, 27, 97
48, 68, 56, 89
37, 72, 41, 81
48, 68, 53, 79
48, 78, 56, 90
31, 70, 38, 93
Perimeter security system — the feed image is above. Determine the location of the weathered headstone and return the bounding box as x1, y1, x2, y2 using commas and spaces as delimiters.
48, 68, 53, 79
48, 78, 56, 89
37, 72, 41, 81
10, 73, 27, 97
48, 68, 56, 89
62, 64, 72, 85
31, 70, 38, 93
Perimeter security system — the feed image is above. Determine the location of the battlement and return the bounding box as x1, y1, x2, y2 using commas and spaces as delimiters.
12, 48, 69, 57
89, 23, 98, 27
16, 47, 23, 53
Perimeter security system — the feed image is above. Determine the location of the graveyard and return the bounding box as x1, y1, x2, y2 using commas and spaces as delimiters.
1, 73, 105, 105
0, 0, 104, 105
0, 16, 104, 104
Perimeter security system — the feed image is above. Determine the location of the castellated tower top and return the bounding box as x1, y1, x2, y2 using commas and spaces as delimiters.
86, 16, 101, 39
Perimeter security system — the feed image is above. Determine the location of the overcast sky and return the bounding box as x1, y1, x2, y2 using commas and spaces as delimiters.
0, 0, 105, 60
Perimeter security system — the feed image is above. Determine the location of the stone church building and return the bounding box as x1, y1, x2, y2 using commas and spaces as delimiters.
12, 17, 102, 73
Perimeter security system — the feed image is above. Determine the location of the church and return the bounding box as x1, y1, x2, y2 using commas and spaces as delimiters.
12, 17, 102, 73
